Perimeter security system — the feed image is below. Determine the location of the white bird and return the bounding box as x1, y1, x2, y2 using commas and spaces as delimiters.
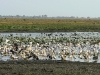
61, 55, 66, 60
10, 54, 18, 60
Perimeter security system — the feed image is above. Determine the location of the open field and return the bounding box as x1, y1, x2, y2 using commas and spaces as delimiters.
0, 60, 99, 75
0, 18, 100, 32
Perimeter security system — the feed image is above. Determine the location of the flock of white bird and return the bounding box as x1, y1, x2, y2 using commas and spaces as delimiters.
0, 32, 100, 63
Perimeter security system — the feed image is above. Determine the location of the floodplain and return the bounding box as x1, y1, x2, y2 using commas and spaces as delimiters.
0, 18, 100, 75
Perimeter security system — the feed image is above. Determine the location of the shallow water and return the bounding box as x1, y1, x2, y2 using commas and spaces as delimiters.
0, 32, 100, 63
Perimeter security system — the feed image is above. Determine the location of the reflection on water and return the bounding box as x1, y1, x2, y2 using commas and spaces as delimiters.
0, 32, 100, 63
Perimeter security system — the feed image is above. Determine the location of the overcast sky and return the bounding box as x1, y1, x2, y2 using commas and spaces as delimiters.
0, 0, 100, 17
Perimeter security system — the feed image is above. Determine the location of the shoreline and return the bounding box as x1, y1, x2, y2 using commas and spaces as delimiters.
0, 60, 99, 75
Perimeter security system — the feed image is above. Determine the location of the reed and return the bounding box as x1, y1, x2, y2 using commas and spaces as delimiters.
0, 18, 100, 32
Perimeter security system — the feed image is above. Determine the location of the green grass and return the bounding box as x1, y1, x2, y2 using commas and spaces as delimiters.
0, 18, 100, 32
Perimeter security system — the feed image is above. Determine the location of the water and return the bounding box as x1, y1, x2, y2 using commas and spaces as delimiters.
0, 32, 100, 63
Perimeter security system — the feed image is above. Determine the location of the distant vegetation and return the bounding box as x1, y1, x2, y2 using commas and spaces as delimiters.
0, 18, 100, 32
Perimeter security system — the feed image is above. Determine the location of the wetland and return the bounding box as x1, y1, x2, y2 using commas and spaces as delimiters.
0, 18, 100, 75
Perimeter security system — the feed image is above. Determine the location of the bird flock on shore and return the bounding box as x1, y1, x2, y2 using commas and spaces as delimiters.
0, 32, 100, 63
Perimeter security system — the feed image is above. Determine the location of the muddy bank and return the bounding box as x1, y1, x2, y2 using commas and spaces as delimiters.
0, 60, 99, 75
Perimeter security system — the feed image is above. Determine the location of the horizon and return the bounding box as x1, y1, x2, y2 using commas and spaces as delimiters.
0, 15, 100, 18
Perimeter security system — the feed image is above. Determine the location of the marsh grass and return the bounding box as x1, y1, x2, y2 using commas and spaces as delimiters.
0, 18, 100, 32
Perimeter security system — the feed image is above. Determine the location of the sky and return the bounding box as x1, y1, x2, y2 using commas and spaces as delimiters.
0, 0, 100, 17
